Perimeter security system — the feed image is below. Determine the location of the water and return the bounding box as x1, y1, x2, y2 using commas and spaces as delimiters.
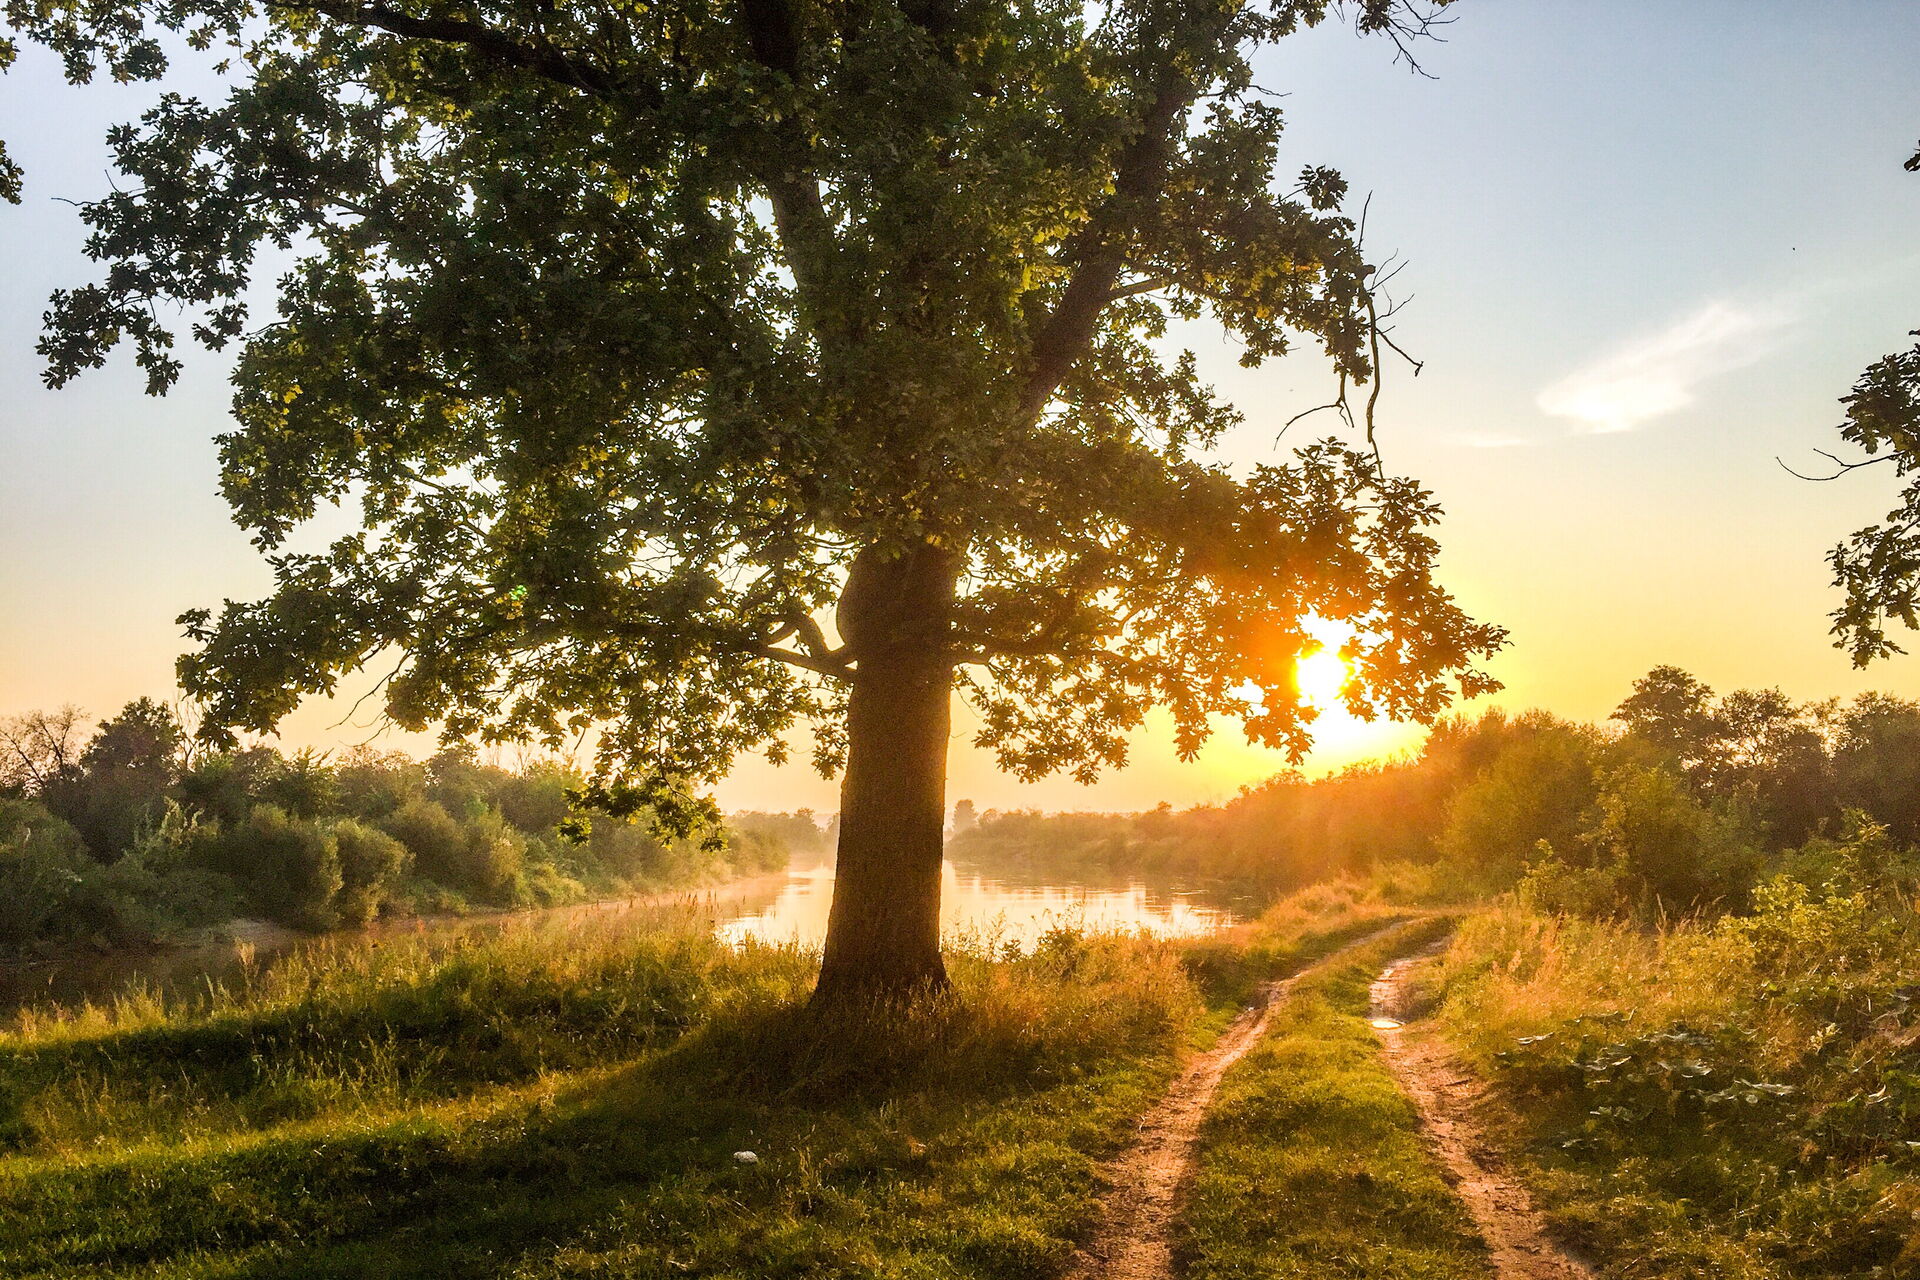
720, 857, 1242, 948
0, 857, 1246, 1018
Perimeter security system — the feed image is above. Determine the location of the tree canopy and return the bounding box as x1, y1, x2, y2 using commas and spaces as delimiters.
5, 0, 1500, 829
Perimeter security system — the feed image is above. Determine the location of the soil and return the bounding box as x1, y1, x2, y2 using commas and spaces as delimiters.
1371, 950, 1596, 1280
1060, 927, 1396, 1280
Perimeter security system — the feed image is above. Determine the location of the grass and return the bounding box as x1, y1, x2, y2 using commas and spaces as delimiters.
0, 881, 1416, 1278
1180, 915, 1496, 1280
1426, 898, 1920, 1279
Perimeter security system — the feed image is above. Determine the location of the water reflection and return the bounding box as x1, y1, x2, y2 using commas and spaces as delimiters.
718, 858, 1240, 947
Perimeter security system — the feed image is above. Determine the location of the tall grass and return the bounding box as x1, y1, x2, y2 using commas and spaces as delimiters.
0, 882, 1404, 1277
1431, 892, 1920, 1278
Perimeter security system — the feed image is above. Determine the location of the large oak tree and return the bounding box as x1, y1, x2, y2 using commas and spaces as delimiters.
6, 0, 1502, 1002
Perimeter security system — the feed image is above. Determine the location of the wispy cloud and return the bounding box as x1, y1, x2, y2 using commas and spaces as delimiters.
1538, 300, 1795, 435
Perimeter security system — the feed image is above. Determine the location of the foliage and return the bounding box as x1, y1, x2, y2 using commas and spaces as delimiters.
0, 698, 812, 950
330, 818, 410, 926
1436, 843, 1920, 1278
234, 804, 344, 931
1435, 712, 1600, 885
3, 0, 1500, 848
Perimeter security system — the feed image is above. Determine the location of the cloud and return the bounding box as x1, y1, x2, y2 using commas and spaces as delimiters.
1537, 300, 1795, 434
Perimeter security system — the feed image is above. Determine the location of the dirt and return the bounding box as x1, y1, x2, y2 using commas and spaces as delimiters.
1371, 950, 1596, 1280
1060, 928, 1396, 1280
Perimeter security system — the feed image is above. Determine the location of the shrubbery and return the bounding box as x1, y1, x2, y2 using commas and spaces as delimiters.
0, 702, 822, 953
1439, 817, 1920, 1277
951, 667, 1920, 925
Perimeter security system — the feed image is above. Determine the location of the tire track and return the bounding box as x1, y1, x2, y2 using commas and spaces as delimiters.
1371, 949, 1596, 1280
1060, 924, 1403, 1280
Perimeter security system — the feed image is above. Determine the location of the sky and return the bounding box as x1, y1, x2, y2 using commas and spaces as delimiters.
3, 1, 1918, 815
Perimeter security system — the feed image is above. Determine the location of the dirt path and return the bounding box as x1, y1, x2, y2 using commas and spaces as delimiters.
1060, 927, 1396, 1280
1371, 950, 1595, 1280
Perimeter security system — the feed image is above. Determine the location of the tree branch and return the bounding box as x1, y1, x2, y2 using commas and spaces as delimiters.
755, 642, 853, 681
735, 0, 841, 330
1018, 69, 1199, 422
273, 0, 650, 101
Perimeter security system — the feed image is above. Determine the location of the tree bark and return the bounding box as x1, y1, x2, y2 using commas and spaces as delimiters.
813, 542, 957, 1006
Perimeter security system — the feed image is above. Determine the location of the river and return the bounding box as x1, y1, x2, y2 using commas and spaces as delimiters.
0, 856, 1250, 1018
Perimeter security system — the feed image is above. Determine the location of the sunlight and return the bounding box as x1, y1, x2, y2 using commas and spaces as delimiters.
1292, 645, 1351, 711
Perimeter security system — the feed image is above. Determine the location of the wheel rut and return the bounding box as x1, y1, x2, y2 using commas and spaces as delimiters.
1059, 925, 1400, 1280
1371, 949, 1596, 1280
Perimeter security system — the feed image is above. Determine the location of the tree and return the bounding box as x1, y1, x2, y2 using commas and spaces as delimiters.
1832, 693, 1920, 845
1612, 666, 1717, 762
0, 706, 87, 800
9, 0, 1502, 1003
72, 697, 186, 856
1806, 139, 1920, 663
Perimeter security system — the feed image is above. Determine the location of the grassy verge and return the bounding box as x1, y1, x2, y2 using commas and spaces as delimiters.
1180, 915, 1496, 1280
1427, 899, 1920, 1279
0, 882, 1407, 1278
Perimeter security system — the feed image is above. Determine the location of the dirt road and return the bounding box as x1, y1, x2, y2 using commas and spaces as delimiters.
1059, 927, 1398, 1280
1371, 951, 1595, 1280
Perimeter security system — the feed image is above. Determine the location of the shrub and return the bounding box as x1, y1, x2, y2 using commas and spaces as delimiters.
459, 810, 526, 903
382, 798, 468, 886
238, 805, 344, 931
0, 800, 92, 951
1435, 719, 1599, 886
331, 819, 411, 925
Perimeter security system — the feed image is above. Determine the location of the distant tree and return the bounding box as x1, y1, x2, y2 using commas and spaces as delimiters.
71, 698, 186, 856
1832, 693, 1920, 845
1616, 669, 1836, 847
10, 0, 1502, 1002
1702, 687, 1834, 845
950, 799, 978, 837
1435, 714, 1600, 885
1612, 666, 1717, 762
0, 706, 87, 801
333, 747, 429, 821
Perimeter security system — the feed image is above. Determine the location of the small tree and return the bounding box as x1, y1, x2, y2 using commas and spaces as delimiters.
8, 0, 1501, 1002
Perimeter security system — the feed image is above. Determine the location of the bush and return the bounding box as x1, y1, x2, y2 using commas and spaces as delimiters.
238, 805, 344, 931
331, 819, 411, 925
1435, 717, 1599, 886
0, 800, 92, 951
382, 798, 468, 886
459, 810, 526, 903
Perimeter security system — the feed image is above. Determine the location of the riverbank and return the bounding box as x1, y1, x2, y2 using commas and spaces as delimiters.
0, 866, 807, 1020
0, 881, 1408, 1278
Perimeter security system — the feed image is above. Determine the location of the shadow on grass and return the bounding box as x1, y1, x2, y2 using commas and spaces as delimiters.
2, 948, 1190, 1279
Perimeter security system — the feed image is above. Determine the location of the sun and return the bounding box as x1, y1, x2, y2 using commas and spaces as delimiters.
1292, 645, 1351, 712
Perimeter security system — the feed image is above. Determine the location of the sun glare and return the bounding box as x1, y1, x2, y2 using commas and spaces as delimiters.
1293, 646, 1351, 711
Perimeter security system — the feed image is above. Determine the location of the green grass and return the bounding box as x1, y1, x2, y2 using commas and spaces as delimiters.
1180, 916, 1495, 1280
0, 885, 1416, 1278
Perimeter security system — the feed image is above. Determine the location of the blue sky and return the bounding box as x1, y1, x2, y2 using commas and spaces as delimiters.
3, 1, 1918, 811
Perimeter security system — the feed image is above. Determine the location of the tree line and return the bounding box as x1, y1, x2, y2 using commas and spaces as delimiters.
950, 665, 1920, 918
0, 698, 827, 954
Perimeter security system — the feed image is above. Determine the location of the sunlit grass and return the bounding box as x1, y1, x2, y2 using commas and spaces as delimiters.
0, 882, 1422, 1277
1181, 916, 1491, 1279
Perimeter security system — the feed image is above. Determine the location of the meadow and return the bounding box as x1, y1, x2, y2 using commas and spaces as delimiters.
0, 885, 1419, 1278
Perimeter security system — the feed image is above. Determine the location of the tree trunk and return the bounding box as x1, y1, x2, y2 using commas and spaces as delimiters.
813, 542, 957, 1007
